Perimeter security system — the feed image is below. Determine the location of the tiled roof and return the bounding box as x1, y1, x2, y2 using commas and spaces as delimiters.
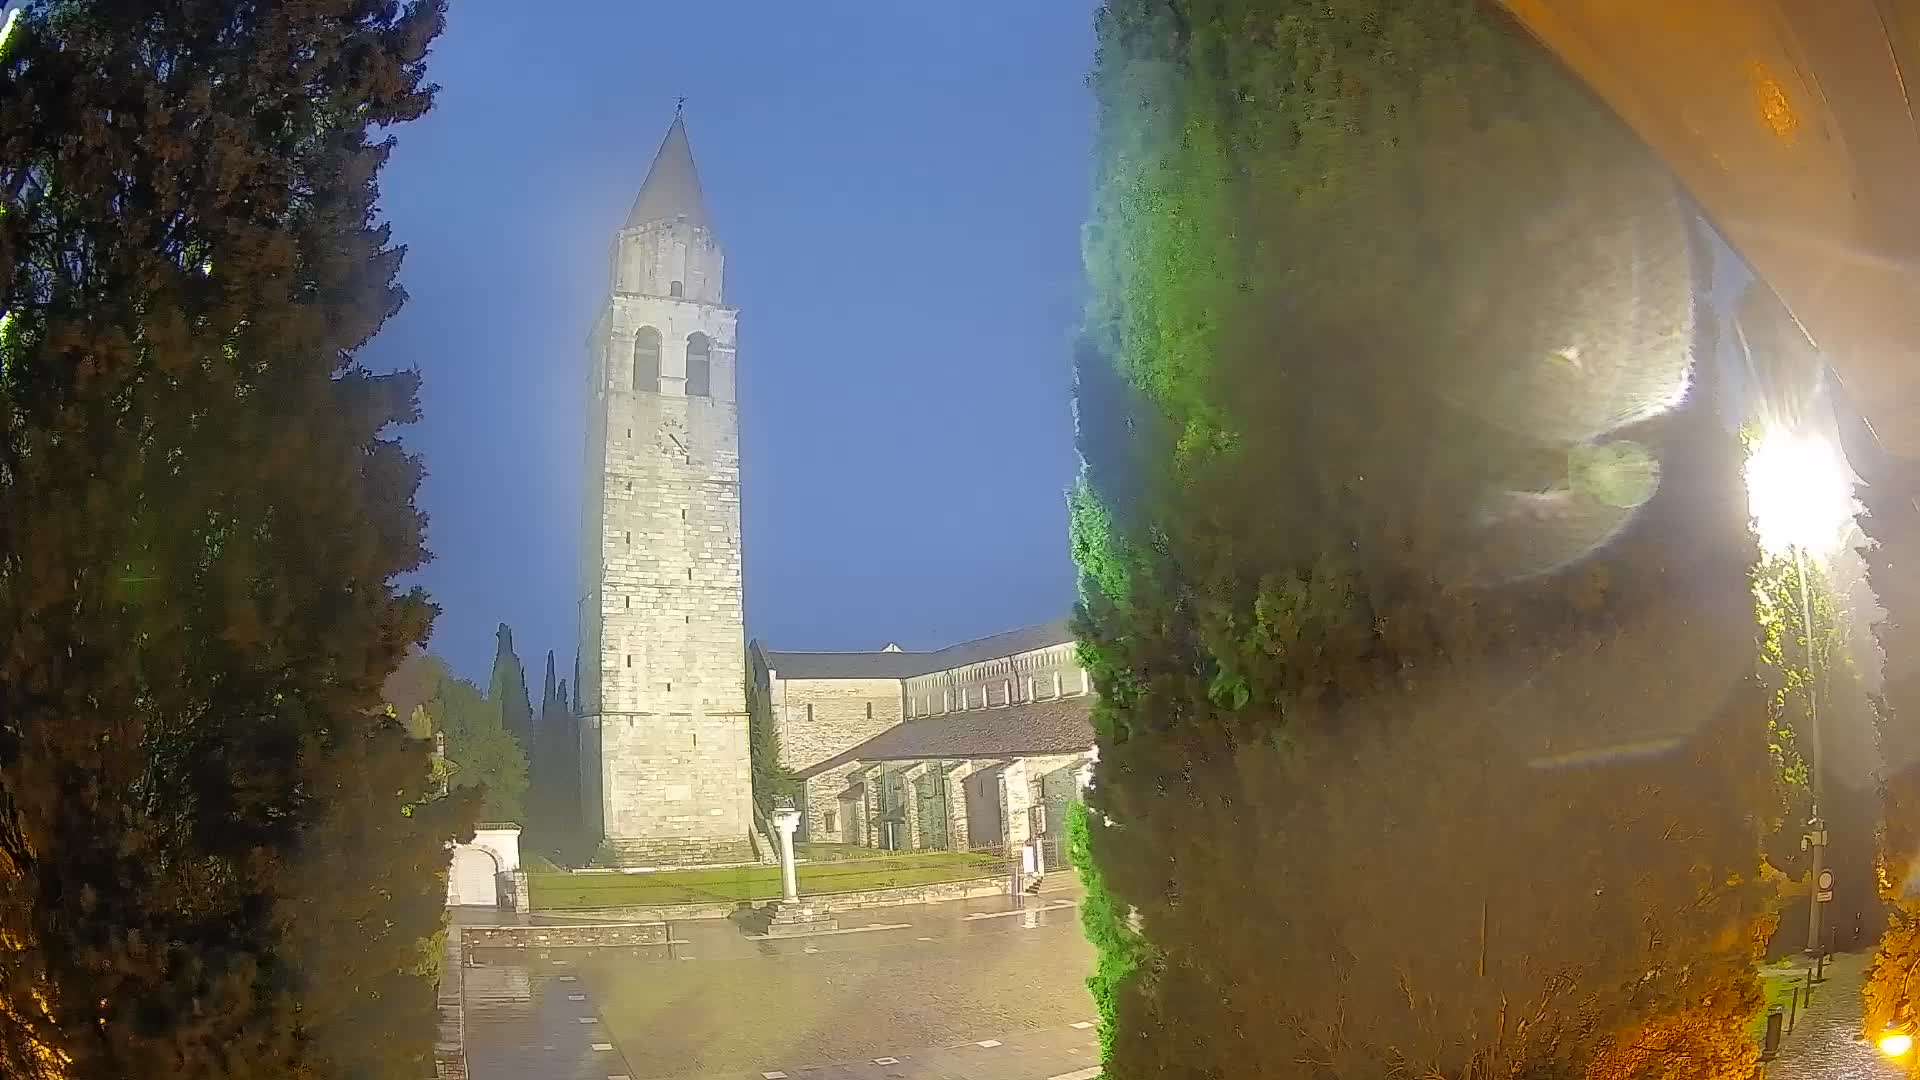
756, 648, 931, 680
921, 619, 1076, 673
756, 618, 1076, 682
797, 695, 1095, 779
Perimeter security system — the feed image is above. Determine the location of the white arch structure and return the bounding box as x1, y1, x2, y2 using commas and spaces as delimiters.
445, 825, 522, 908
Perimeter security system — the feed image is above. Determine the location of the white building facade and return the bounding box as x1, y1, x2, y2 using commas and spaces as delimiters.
751, 621, 1095, 862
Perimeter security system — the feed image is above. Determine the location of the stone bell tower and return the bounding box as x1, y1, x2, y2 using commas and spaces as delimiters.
576, 112, 753, 865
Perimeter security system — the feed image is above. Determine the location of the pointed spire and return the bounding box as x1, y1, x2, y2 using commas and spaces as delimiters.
626, 114, 710, 230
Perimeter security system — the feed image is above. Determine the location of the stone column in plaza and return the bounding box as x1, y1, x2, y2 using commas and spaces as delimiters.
772, 807, 801, 902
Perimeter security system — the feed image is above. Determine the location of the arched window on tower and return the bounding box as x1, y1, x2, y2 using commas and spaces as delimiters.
670, 280, 684, 298
686, 332, 712, 397
633, 326, 661, 393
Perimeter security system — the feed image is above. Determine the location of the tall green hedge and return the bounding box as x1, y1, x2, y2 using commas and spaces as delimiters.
1862, 453, 1920, 1031
1064, 801, 1145, 1063
1072, 2, 1775, 1076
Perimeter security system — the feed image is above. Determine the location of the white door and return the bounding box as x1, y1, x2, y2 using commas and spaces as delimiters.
449, 846, 499, 907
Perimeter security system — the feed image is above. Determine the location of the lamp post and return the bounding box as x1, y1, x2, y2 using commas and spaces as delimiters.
1796, 546, 1829, 960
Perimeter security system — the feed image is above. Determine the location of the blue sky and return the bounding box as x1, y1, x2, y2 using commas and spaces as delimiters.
358, 2, 1097, 683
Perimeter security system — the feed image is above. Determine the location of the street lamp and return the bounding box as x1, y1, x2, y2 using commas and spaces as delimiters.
1744, 426, 1857, 958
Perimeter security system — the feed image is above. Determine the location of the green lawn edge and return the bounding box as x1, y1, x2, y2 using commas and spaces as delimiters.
529, 849, 1008, 909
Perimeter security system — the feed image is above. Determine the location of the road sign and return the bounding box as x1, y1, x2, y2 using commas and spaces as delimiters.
1817, 890, 1834, 902
1818, 869, 1835, 891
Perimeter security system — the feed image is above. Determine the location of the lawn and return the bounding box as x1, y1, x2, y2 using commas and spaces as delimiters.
529, 848, 1007, 910
795, 842, 898, 862
1748, 965, 1805, 1042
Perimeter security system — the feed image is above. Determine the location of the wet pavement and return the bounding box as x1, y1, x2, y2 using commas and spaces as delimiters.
1762, 952, 1901, 1080
460, 884, 1099, 1080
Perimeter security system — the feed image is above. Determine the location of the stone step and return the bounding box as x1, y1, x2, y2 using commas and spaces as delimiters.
765, 901, 838, 933
600, 834, 757, 868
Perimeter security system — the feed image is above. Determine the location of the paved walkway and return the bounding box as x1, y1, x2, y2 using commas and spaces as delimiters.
461, 885, 1099, 1080
1762, 952, 1901, 1080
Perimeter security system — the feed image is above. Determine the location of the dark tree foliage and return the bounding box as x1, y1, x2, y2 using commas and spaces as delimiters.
386, 653, 526, 823
1074, 2, 1775, 1077
0, 2, 471, 1078
746, 678, 797, 816
528, 649, 584, 860
1859, 447, 1920, 1031
1064, 800, 1145, 1065
489, 622, 533, 748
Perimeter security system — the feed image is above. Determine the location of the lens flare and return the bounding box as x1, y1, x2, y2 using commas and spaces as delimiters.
1743, 428, 1856, 558
1879, 1032, 1913, 1057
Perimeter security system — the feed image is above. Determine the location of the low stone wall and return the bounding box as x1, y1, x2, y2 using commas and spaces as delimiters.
434, 926, 467, 1080
464, 921, 670, 951
543, 901, 741, 923
602, 834, 756, 867
791, 877, 1010, 913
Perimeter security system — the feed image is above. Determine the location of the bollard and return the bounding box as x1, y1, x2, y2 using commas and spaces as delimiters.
1763, 1007, 1784, 1060
1788, 985, 1800, 1035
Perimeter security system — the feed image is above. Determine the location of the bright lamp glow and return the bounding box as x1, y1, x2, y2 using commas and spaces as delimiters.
1744, 429, 1856, 558
1880, 1032, 1913, 1057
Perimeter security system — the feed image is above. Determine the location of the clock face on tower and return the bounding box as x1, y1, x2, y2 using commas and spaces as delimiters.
656, 416, 690, 463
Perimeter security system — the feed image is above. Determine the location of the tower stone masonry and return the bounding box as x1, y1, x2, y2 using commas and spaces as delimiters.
576, 114, 753, 865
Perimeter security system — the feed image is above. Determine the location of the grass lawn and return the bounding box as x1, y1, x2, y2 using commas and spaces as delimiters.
529, 848, 1007, 910
795, 842, 897, 862
1748, 966, 1805, 1042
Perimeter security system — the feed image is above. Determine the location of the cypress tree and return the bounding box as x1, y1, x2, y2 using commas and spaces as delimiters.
529, 649, 583, 856
1074, 2, 1775, 1075
1860, 452, 1920, 1032
488, 622, 533, 750
0, 2, 472, 1077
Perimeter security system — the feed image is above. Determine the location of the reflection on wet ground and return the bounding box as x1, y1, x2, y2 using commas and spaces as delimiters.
460, 888, 1098, 1080
1764, 952, 1901, 1080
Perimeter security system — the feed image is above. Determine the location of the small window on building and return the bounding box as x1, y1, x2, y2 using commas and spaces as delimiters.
670, 280, 684, 298
806, 703, 814, 723
633, 326, 662, 393
824, 810, 837, 834
625, 655, 632, 668
623, 595, 630, 609
686, 332, 712, 397
866, 701, 873, 720
624, 531, 631, 545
